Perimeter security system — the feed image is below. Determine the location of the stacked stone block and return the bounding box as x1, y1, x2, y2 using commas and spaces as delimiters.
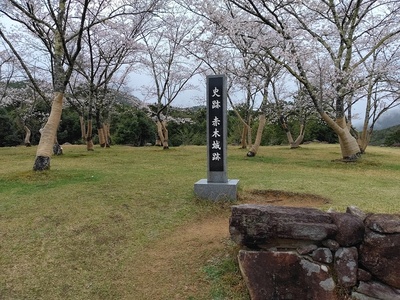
230, 204, 400, 300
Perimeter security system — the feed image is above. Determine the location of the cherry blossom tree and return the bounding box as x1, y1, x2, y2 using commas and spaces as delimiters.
183, 9, 284, 154
71, 12, 147, 151
139, 3, 202, 149
278, 86, 316, 149
187, 0, 400, 160
0, 0, 160, 170
181, 1, 315, 155
0, 50, 52, 146
350, 43, 400, 153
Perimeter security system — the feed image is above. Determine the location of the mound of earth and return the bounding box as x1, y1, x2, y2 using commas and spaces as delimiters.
239, 189, 331, 207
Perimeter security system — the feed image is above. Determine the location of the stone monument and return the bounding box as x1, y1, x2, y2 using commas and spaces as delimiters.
194, 75, 239, 200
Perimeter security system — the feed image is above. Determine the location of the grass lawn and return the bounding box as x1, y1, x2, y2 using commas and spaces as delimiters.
0, 144, 399, 299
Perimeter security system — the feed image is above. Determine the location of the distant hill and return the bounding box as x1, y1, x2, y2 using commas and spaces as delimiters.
369, 124, 400, 146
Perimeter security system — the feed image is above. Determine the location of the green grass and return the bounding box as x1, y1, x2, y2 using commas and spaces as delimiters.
203, 241, 247, 300
228, 145, 400, 213
0, 144, 399, 299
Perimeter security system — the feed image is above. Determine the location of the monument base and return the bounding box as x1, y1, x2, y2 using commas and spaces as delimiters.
194, 179, 239, 201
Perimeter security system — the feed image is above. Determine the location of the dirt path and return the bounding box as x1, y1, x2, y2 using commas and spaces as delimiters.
126, 190, 330, 299
127, 213, 231, 299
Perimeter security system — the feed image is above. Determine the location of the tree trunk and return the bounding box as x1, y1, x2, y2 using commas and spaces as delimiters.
53, 138, 63, 155
356, 121, 372, 154
286, 131, 294, 145
98, 126, 106, 148
80, 115, 86, 144
246, 115, 252, 149
279, 116, 304, 149
290, 124, 305, 149
97, 123, 111, 148
321, 113, 361, 160
157, 120, 169, 149
103, 123, 111, 147
357, 130, 371, 154
240, 125, 248, 149
280, 115, 295, 146
155, 120, 162, 146
33, 92, 64, 171
247, 114, 266, 157
86, 119, 94, 151
24, 125, 31, 147
163, 122, 169, 149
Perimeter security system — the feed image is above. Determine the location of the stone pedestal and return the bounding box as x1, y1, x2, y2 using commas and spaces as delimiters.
194, 179, 239, 201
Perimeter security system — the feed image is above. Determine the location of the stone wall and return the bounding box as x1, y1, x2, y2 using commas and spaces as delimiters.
229, 204, 400, 300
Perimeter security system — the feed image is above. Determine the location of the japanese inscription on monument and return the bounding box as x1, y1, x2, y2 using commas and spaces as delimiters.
209, 80, 224, 172
207, 75, 227, 182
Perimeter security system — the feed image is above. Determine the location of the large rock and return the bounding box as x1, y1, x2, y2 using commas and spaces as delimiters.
311, 247, 333, 264
357, 268, 372, 282
355, 281, 400, 300
364, 214, 400, 234
360, 227, 400, 289
297, 244, 318, 255
330, 212, 365, 246
334, 247, 358, 288
322, 239, 340, 251
346, 206, 367, 222
230, 204, 337, 247
238, 250, 337, 300
351, 292, 382, 300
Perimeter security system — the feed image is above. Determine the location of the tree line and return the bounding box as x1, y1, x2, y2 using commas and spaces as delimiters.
1, 1, 400, 170
0, 89, 343, 148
